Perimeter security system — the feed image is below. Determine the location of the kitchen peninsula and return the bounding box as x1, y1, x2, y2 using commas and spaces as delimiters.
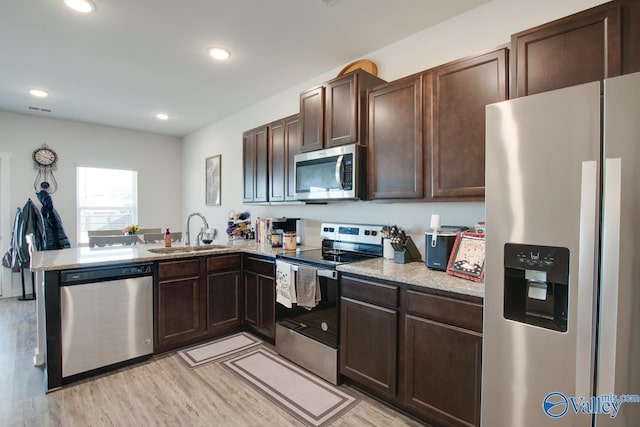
31, 241, 483, 426
32, 240, 482, 372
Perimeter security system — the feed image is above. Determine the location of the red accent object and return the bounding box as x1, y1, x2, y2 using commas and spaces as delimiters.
446, 231, 486, 282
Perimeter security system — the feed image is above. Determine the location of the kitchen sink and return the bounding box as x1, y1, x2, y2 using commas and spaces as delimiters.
147, 245, 229, 254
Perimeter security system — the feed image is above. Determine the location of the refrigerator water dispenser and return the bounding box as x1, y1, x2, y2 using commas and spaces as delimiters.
503, 243, 569, 332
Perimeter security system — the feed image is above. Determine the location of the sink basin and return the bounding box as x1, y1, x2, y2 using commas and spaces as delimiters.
147, 245, 228, 254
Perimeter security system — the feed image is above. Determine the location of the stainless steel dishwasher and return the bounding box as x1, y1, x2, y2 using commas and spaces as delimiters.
60, 264, 153, 378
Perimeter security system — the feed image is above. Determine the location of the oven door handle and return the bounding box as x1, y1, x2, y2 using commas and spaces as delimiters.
290, 265, 337, 280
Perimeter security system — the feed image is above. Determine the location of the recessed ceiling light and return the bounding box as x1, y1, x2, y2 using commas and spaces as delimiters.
208, 47, 231, 61
156, 113, 169, 120
29, 89, 48, 98
63, 0, 96, 13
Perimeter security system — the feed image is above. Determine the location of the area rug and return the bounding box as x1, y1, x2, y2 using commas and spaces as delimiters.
177, 332, 263, 368
222, 348, 359, 426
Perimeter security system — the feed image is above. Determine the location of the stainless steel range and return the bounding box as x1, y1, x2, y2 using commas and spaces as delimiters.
275, 222, 383, 384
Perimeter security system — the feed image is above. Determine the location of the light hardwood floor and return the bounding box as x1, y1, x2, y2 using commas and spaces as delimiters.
0, 297, 425, 426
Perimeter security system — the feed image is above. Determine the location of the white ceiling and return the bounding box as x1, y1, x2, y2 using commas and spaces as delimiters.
0, 0, 491, 137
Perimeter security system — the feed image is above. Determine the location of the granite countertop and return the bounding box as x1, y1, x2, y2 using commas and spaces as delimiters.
31, 241, 484, 298
337, 258, 484, 298
30, 239, 316, 272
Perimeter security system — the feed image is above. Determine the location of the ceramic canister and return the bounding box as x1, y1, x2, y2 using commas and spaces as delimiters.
270, 232, 282, 247
283, 233, 297, 251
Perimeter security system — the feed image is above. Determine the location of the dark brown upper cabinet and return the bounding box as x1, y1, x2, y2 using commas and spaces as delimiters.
268, 114, 301, 202
268, 119, 286, 202
368, 74, 426, 200
428, 48, 508, 200
300, 86, 325, 152
242, 126, 269, 203
300, 70, 386, 152
284, 114, 301, 201
368, 47, 506, 202
511, 1, 625, 98
325, 70, 386, 148
619, 0, 640, 75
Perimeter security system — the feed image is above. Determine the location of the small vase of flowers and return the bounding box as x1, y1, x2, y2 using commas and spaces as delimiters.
123, 224, 140, 235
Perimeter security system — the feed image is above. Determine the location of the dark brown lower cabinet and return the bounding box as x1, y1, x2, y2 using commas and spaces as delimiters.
155, 259, 206, 352
340, 297, 398, 398
207, 271, 241, 333
155, 254, 243, 353
404, 315, 482, 427
243, 255, 276, 340
339, 273, 483, 427
206, 254, 242, 335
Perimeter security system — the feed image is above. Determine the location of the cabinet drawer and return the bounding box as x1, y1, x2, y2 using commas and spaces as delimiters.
207, 254, 241, 272
244, 255, 275, 277
158, 259, 200, 280
406, 290, 483, 333
341, 276, 398, 309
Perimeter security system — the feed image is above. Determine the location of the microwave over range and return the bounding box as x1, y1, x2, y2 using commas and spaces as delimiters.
294, 144, 366, 201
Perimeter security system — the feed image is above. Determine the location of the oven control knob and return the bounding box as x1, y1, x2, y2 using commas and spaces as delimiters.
321, 322, 328, 332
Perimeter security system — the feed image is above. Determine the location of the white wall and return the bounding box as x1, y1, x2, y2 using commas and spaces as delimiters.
0, 111, 182, 297
182, 0, 606, 253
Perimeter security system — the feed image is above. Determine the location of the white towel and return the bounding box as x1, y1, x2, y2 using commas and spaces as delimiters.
295, 265, 320, 308
275, 260, 296, 308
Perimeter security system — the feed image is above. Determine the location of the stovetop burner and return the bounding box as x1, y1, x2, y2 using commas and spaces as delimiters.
276, 222, 385, 269
277, 248, 377, 268
323, 249, 345, 256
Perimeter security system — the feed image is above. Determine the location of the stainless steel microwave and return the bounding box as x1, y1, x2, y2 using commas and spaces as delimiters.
294, 144, 365, 201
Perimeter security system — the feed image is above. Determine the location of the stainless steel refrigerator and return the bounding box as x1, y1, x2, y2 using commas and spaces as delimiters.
482, 72, 640, 426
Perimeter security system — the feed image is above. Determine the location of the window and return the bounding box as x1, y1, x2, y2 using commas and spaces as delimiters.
77, 166, 138, 245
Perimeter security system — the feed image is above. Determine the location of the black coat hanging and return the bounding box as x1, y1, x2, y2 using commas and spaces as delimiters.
37, 188, 70, 250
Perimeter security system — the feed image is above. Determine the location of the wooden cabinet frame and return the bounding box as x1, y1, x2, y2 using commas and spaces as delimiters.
511, 2, 622, 98
155, 254, 242, 353
367, 74, 425, 200
300, 86, 325, 152
242, 126, 269, 203
429, 48, 508, 199
339, 273, 483, 427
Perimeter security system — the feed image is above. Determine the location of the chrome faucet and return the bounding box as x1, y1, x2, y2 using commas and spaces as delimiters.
185, 212, 209, 246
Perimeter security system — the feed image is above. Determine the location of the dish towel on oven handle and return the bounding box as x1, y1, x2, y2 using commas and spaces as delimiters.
295, 265, 321, 309
276, 260, 297, 308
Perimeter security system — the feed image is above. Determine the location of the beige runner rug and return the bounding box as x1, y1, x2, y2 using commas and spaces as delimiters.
177, 332, 262, 368
223, 348, 359, 427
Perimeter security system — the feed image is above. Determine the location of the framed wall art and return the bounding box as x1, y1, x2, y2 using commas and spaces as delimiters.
446, 231, 486, 282
205, 155, 221, 205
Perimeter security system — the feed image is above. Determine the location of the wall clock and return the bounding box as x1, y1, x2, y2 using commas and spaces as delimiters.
33, 144, 58, 193
33, 146, 58, 167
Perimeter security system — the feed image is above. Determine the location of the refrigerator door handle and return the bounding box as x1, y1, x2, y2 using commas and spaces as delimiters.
598, 157, 622, 395
576, 160, 598, 399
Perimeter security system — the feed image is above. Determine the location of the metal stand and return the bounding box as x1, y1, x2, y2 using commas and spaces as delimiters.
18, 268, 36, 301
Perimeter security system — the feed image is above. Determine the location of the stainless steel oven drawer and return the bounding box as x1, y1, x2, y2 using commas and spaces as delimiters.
276, 323, 338, 385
